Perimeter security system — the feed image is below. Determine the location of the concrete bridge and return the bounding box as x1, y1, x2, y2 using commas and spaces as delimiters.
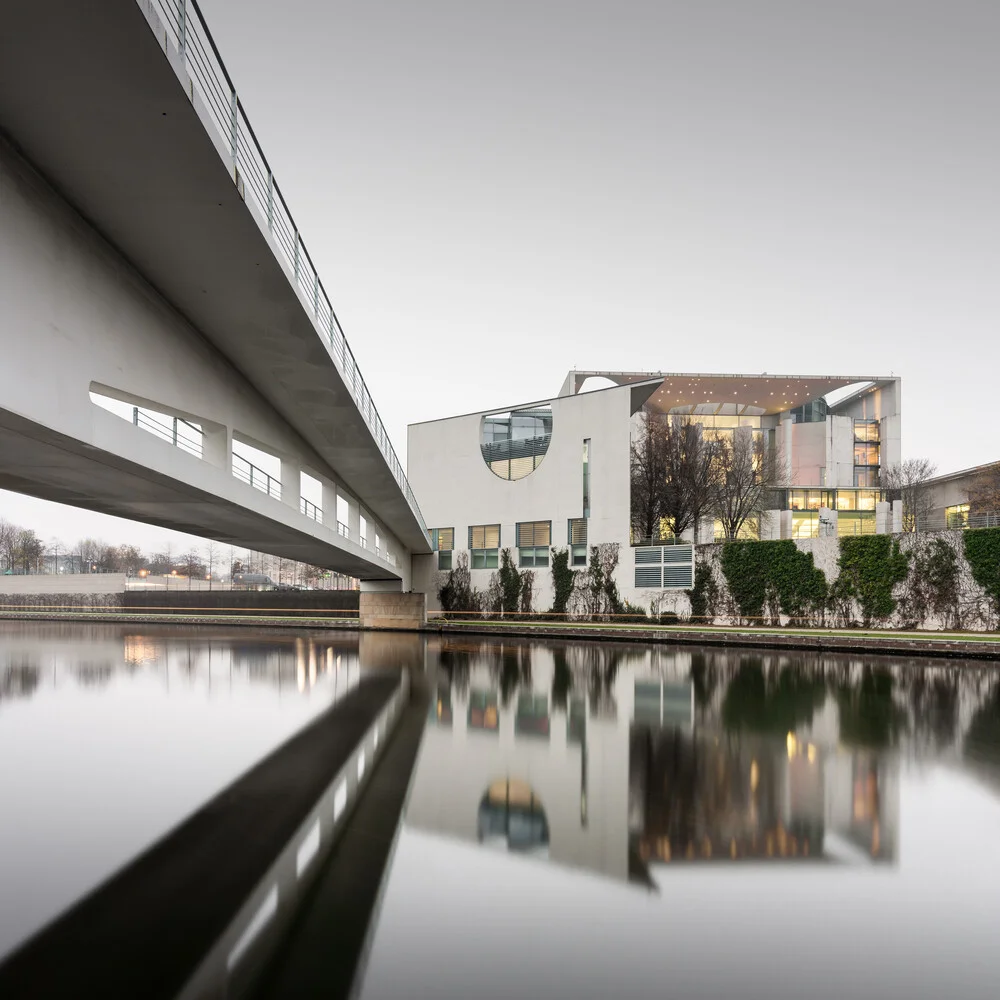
0, 0, 430, 589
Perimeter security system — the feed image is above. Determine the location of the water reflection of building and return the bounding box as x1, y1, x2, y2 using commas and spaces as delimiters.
629, 727, 898, 881
410, 639, 903, 887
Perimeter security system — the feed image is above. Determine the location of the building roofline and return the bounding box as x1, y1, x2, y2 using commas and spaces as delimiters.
406, 378, 663, 429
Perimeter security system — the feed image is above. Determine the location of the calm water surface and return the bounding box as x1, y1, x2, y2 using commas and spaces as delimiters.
3, 624, 1000, 999
0, 622, 365, 957
358, 636, 1000, 1000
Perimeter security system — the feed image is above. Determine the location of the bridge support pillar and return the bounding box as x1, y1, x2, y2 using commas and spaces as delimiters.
359, 584, 425, 631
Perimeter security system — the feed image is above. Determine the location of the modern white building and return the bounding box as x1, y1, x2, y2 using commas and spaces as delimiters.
408, 371, 901, 611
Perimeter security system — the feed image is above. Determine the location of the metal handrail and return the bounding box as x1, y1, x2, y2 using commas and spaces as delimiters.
299, 497, 322, 523
232, 454, 281, 500
337, 521, 350, 539
145, 0, 427, 539
132, 407, 203, 458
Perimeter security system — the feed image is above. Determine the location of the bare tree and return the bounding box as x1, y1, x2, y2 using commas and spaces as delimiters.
880, 458, 937, 532
664, 419, 717, 541
630, 410, 668, 544
0, 520, 16, 573
117, 545, 143, 576
711, 429, 783, 540
77, 538, 103, 573
204, 541, 221, 589
631, 411, 717, 543
967, 463, 1000, 518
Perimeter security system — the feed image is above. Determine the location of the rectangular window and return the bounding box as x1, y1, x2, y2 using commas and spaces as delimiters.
582, 439, 591, 518
792, 511, 819, 538
854, 443, 880, 466
430, 528, 454, 570
469, 524, 500, 569
946, 503, 970, 529
517, 521, 551, 568
788, 490, 833, 511
854, 468, 879, 487
835, 490, 880, 512
516, 521, 551, 546
854, 419, 881, 443
569, 522, 588, 567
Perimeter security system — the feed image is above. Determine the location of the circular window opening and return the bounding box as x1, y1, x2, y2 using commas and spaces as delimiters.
481, 406, 552, 481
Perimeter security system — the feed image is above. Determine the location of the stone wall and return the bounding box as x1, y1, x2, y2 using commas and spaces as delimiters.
359, 592, 426, 631
0, 574, 126, 594
639, 529, 998, 632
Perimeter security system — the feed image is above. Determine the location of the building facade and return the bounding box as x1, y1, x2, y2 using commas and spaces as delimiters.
408, 371, 901, 611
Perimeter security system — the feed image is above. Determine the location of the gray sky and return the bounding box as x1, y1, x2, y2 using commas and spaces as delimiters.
4, 0, 999, 550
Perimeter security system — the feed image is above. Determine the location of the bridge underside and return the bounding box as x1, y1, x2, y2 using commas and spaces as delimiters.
0, 0, 429, 567
0, 409, 397, 580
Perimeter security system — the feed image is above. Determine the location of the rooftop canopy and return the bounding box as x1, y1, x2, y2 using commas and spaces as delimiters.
561, 371, 897, 416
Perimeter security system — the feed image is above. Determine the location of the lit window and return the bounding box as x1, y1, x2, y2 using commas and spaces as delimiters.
469, 524, 500, 569
481, 406, 552, 481
946, 503, 970, 529
517, 521, 551, 567
430, 528, 454, 570
792, 512, 819, 538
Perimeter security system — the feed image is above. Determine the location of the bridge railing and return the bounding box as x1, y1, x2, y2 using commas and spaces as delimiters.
232, 454, 281, 500
147, 0, 428, 541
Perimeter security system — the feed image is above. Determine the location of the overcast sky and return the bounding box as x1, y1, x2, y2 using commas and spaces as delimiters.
4, 0, 999, 551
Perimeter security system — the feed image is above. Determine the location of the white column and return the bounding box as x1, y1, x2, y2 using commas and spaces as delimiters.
779, 509, 794, 539
818, 507, 837, 537
891, 500, 904, 534
875, 501, 891, 534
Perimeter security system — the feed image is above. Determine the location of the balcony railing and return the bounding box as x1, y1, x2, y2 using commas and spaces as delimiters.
232, 454, 281, 500
132, 407, 203, 459
299, 497, 322, 523
144, 0, 428, 540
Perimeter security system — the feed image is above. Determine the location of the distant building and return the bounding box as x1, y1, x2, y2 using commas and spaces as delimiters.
408, 371, 901, 610
924, 460, 1000, 531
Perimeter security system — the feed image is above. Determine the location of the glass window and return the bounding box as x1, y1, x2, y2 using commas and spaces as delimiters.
519, 546, 550, 568
946, 503, 970, 529
470, 524, 500, 549
516, 521, 551, 547
835, 490, 880, 511
429, 528, 454, 551
854, 443, 880, 466
854, 419, 881, 443
470, 524, 500, 569
568, 518, 587, 544
571, 544, 588, 566
582, 439, 591, 517
792, 511, 819, 538
789, 490, 833, 511
481, 406, 553, 481
854, 468, 879, 487
438, 551, 453, 570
